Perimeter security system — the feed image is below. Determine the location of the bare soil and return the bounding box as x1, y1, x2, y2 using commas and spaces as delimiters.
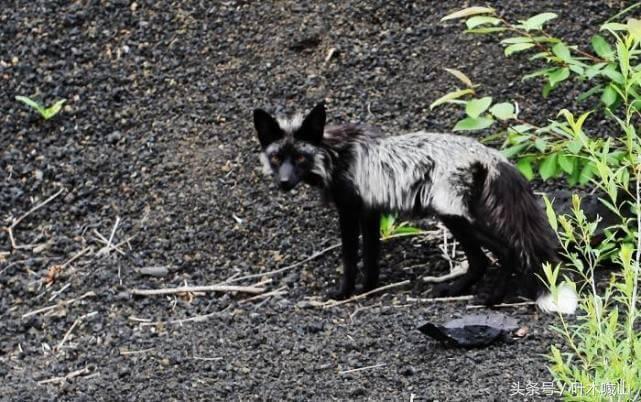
0, 1, 622, 400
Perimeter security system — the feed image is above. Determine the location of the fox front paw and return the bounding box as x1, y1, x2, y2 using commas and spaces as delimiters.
326, 286, 353, 301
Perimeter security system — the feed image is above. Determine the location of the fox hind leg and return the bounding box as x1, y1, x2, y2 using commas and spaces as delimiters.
432, 215, 490, 297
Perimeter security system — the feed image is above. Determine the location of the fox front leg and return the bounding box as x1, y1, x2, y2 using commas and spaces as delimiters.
361, 209, 381, 291
328, 205, 361, 300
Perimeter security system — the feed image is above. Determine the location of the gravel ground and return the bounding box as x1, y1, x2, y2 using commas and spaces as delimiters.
0, 1, 624, 400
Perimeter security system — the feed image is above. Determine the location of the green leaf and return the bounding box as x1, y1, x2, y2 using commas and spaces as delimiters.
488, 102, 515, 120
443, 68, 474, 88
579, 162, 594, 185
430, 88, 474, 109
465, 16, 501, 29
534, 137, 547, 152
516, 158, 534, 180
42, 99, 66, 120
591, 35, 614, 60
465, 97, 492, 118
539, 153, 559, 180
508, 124, 534, 134
521, 12, 558, 30
577, 85, 603, 102
600, 22, 627, 32
465, 27, 507, 34
584, 63, 606, 79
500, 36, 533, 44
551, 42, 572, 62
441, 6, 495, 21
601, 84, 618, 107
601, 64, 624, 84
453, 116, 494, 131
392, 226, 422, 235
542, 82, 552, 98
627, 18, 641, 42
505, 43, 535, 56
557, 154, 574, 174
566, 138, 582, 154
548, 67, 570, 88
502, 143, 528, 158
543, 196, 557, 231
15, 95, 45, 114
522, 67, 556, 81
516, 157, 534, 180
529, 52, 550, 61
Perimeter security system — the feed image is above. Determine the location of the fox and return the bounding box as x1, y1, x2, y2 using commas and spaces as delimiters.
252, 102, 577, 314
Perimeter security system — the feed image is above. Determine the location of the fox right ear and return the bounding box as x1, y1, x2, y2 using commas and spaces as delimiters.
253, 109, 283, 148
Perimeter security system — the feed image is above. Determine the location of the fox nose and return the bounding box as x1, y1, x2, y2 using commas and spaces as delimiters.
279, 178, 296, 191
278, 163, 296, 191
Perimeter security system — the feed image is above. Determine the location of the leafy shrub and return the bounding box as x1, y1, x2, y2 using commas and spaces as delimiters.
435, 6, 641, 186
438, 6, 641, 399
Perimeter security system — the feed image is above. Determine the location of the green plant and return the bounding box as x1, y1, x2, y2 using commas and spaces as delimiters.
379, 214, 422, 240
434, 7, 641, 186
437, 6, 641, 398
541, 129, 640, 399
15, 96, 66, 120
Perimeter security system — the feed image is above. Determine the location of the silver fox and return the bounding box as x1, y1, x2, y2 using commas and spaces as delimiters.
253, 102, 577, 314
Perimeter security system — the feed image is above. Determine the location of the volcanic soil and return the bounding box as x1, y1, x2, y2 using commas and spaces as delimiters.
0, 1, 623, 400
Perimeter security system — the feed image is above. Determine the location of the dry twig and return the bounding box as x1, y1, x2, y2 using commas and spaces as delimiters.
37, 366, 94, 385
56, 311, 98, 351
422, 262, 468, 283
466, 300, 536, 310
406, 295, 474, 303
339, 363, 386, 375
322, 280, 411, 308
130, 284, 266, 296
4, 187, 64, 250
22, 291, 96, 319
224, 242, 341, 284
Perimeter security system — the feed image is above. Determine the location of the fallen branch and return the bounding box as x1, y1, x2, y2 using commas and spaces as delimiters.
4, 187, 65, 250
22, 291, 96, 319
56, 311, 98, 351
240, 286, 287, 303
139, 311, 225, 327
466, 300, 536, 310
37, 366, 94, 385
193, 355, 223, 362
120, 347, 155, 355
322, 280, 411, 308
130, 284, 265, 296
96, 217, 121, 256
339, 363, 386, 375
406, 295, 474, 303
422, 263, 468, 283
224, 242, 341, 284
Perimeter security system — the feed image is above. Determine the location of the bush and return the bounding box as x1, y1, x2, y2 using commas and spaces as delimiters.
438, 6, 641, 400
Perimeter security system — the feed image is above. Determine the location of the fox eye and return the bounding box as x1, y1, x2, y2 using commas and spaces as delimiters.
270, 154, 281, 165
295, 154, 306, 164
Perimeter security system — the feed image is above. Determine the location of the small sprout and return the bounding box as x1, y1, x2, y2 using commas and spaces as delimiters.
379, 214, 422, 240
15, 96, 66, 120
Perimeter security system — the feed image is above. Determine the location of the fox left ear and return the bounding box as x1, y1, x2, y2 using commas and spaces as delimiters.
296, 102, 326, 145
253, 108, 284, 148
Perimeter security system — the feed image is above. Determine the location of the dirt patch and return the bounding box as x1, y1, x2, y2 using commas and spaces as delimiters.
1, 0, 620, 400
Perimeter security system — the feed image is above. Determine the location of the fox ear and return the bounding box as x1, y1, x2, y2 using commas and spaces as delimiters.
296, 102, 326, 145
253, 109, 283, 148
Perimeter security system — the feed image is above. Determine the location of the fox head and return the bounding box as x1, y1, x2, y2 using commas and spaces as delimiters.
253, 102, 326, 191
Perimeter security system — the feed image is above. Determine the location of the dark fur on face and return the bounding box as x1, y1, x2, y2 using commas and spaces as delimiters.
253, 103, 325, 190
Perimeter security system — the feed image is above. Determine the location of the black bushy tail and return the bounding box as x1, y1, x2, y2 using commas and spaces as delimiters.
476, 161, 560, 299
